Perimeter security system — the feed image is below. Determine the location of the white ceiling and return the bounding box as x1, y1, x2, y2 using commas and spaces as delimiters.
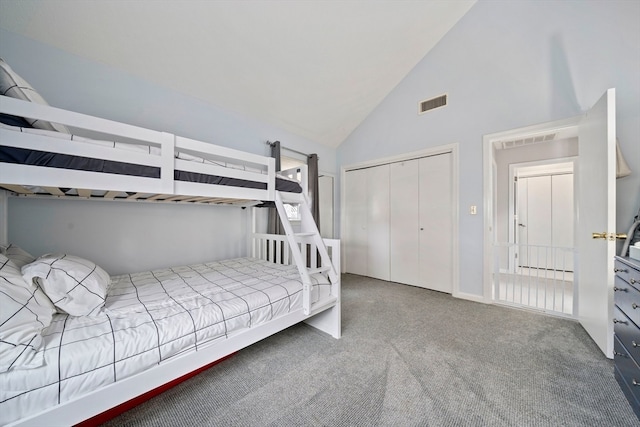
0, 0, 476, 148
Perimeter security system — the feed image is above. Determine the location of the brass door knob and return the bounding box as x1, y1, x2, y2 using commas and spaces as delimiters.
592, 232, 628, 240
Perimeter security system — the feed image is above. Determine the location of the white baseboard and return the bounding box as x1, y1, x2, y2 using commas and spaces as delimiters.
453, 291, 489, 304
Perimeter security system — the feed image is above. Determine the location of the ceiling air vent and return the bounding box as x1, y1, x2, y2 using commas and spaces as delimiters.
419, 94, 447, 114
500, 133, 557, 150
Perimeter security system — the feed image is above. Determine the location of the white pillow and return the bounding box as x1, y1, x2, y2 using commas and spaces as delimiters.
22, 254, 111, 316
0, 57, 70, 133
0, 254, 56, 372
0, 243, 36, 270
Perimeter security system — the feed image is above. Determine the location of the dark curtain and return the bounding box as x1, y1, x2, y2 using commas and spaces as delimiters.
307, 153, 320, 267
267, 141, 284, 236
307, 153, 320, 231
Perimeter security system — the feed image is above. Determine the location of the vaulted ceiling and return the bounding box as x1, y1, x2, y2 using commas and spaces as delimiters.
0, 0, 476, 147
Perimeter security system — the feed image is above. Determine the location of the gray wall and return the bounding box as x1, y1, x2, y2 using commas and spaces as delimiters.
7, 197, 248, 276
337, 0, 640, 297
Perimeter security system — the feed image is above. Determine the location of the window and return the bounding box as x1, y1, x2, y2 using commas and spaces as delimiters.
281, 155, 306, 221
284, 203, 301, 221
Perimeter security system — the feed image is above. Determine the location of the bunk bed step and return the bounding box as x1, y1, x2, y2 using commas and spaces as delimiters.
294, 232, 315, 237
307, 266, 331, 275
279, 194, 303, 203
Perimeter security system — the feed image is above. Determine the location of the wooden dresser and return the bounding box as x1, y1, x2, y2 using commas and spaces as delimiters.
613, 256, 640, 419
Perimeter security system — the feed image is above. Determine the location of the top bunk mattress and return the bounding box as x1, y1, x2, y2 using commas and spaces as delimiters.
0, 123, 302, 195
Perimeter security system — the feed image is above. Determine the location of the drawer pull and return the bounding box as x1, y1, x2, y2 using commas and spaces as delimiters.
614, 351, 628, 358
633, 303, 640, 310
613, 318, 628, 324
615, 268, 629, 273
632, 278, 638, 285
633, 341, 639, 348
633, 379, 640, 387
614, 287, 628, 292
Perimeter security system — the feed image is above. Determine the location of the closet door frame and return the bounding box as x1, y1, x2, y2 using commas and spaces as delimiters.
341, 143, 460, 297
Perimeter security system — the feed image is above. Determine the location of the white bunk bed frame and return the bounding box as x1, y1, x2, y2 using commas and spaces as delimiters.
0, 95, 341, 426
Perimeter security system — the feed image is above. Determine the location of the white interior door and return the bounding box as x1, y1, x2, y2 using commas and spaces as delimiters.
577, 88, 616, 358
419, 153, 453, 293
344, 168, 368, 275
390, 159, 420, 285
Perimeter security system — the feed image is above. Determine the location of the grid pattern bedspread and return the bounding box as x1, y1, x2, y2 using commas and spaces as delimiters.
0, 257, 330, 425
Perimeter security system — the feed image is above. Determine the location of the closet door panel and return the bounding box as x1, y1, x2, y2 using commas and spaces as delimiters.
419, 153, 453, 293
526, 175, 552, 269
344, 168, 368, 275
390, 160, 420, 285
551, 173, 574, 271
367, 164, 390, 280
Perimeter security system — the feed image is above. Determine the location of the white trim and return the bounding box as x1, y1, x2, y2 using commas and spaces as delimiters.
454, 291, 489, 304
341, 143, 460, 297
343, 143, 456, 172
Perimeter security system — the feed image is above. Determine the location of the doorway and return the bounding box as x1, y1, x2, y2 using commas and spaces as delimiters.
497, 158, 577, 315
485, 120, 580, 317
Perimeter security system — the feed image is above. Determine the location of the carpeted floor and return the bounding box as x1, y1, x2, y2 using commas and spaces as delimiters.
103, 274, 639, 426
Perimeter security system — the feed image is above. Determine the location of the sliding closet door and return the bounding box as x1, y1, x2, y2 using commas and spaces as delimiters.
390, 159, 420, 286
367, 164, 390, 281
344, 168, 368, 275
419, 153, 453, 293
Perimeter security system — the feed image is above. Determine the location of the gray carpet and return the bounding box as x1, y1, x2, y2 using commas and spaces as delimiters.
103, 274, 639, 426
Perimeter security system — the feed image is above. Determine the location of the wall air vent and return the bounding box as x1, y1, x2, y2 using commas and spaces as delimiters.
419, 94, 447, 114
499, 133, 557, 150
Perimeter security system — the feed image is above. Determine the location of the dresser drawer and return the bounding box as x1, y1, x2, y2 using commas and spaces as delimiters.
615, 258, 640, 291
615, 276, 640, 326
614, 305, 640, 363
615, 335, 640, 406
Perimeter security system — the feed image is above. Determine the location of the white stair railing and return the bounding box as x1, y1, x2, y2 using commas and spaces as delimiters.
493, 242, 575, 316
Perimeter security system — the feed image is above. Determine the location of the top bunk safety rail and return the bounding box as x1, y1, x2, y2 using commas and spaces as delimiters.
0, 96, 305, 204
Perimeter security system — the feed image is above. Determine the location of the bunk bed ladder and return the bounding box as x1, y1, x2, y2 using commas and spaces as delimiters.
275, 191, 338, 315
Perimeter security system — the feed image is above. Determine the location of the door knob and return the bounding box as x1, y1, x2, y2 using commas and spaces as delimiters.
592, 232, 628, 240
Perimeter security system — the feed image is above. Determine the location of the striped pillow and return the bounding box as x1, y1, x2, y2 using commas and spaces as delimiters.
0, 57, 70, 133
1, 243, 36, 270
0, 254, 56, 372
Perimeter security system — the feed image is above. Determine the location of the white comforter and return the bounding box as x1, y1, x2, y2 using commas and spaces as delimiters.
0, 257, 330, 425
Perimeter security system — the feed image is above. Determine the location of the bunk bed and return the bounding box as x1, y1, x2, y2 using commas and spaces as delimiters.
0, 94, 341, 426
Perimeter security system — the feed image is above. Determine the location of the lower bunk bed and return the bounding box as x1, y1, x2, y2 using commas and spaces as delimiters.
0, 234, 341, 426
